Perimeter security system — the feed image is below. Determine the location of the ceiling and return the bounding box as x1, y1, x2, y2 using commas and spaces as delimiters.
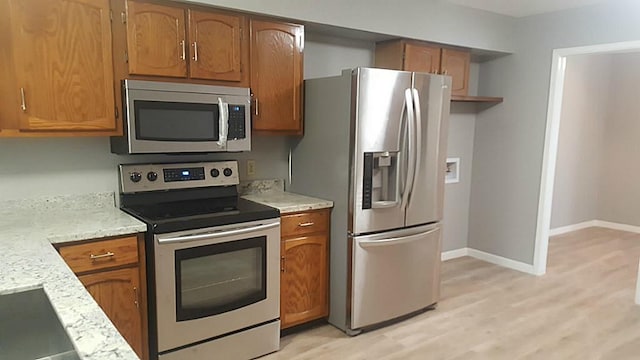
446, 0, 610, 18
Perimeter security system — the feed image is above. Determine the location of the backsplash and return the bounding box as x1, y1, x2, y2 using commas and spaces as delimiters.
238, 179, 285, 195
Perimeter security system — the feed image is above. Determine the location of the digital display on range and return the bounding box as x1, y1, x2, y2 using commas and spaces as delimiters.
164, 167, 205, 182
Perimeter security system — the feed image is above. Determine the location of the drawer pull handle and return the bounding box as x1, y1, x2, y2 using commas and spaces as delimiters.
298, 222, 315, 227
90, 252, 115, 260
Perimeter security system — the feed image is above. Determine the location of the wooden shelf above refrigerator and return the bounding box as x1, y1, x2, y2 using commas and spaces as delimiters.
451, 95, 503, 103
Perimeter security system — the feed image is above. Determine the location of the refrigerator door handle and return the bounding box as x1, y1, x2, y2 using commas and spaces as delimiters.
357, 226, 439, 248
410, 88, 423, 203
401, 88, 416, 211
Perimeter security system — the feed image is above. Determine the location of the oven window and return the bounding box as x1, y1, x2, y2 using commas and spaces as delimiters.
174, 236, 266, 321
134, 100, 219, 141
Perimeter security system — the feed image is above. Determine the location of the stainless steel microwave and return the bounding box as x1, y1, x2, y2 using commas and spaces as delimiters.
110, 80, 251, 154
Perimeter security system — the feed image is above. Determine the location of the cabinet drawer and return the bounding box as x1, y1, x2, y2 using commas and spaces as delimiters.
59, 236, 139, 274
281, 210, 329, 238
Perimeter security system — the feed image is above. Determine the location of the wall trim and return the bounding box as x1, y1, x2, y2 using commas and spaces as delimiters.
467, 248, 537, 275
636, 260, 640, 305
441, 248, 469, 261
441, 247, 536, 275
550, 220, 640, 236
549, 220, 598, 236
594, 220, 640, 234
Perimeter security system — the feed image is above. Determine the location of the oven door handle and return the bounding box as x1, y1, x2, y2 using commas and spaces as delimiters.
157, 221, 279, 244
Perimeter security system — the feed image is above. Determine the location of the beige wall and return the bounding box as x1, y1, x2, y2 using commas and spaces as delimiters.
599, 52, 640, 226
550, 54, 612, 229
551, 52, 640, 229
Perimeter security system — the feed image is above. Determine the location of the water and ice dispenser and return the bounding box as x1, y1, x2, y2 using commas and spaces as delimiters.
362, 151, 400, 209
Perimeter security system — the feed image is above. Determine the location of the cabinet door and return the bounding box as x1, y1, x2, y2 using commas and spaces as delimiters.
404, 42, 441, 74
188, 10, 243, 81
281, 234, 328, 329
126, 1, 187, 77
250, 20, 303, 133
8, 0, 116, 131
80, 267, 143, 358
440, 48, 470, 96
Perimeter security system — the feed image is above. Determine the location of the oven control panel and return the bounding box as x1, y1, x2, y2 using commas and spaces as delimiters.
119, 161, 239, 193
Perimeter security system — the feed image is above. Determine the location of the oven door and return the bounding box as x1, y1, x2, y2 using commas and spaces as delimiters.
153, 219, 280, 353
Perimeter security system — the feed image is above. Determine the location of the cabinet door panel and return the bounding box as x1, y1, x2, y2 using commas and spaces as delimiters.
250, 20, 303, 133
441, 48, 470, 96
404, 42, 441, 74
80, 267, 143, 358
127, 1, 187, 77
9, 0, 116, 131
281, 235, 328, 328
189, 10, 243, 81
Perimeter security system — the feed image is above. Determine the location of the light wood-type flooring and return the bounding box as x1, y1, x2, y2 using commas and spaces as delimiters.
263, 227, 640, 359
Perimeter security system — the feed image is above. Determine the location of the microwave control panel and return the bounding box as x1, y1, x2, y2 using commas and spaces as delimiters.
227, 105, 246, 140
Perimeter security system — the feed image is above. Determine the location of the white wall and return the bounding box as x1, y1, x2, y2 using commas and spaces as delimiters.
599, 52, 640, 226
0, 135, 290, 201
550, 54, 612, 229
469, 0, 640, 264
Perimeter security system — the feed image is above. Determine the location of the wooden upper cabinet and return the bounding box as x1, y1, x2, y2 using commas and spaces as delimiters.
375, 39, 471, 97
441, 48, 470, 97
404, 42, 441, 74
250, 19, 304, 133
126, 1, 187, 77
188, 10, 243, 81
8, 0, 117, 132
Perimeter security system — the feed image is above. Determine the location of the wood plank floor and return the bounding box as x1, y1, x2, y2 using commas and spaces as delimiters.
263, 227, 640, 359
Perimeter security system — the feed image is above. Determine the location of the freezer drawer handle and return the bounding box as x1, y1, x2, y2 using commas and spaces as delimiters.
358, 227, 439, 248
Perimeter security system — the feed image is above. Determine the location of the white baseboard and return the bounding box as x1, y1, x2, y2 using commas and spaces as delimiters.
550, 220, 640, 236
466, 248, 537, 275
441, 248, 469, 261
441, 247, 536, 275
549, 220, 597, 236
593, 220, 640, 234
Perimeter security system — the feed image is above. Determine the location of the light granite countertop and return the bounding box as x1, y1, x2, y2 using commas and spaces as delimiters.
240, 179, 333, 214
0, 193, 147, 360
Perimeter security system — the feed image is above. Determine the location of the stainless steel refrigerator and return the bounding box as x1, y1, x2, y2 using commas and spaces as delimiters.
290, 67, 451, 335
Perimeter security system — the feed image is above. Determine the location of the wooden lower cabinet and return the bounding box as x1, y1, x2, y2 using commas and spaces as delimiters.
79, 267, 143, 356
58, 234, 147, 360
280, 208, 330, 329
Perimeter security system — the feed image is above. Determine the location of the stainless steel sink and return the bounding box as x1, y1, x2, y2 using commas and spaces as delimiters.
0, 288, 80, 360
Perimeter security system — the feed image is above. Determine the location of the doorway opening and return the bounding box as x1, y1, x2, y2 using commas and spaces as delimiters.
534, 40, 640, 275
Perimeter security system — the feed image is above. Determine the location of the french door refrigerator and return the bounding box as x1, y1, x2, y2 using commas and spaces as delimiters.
290, 67, 451, 334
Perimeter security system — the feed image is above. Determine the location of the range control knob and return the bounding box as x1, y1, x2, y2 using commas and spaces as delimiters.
223, 168, 233, 177
147, 171, 158, 181
129, 172, 142, 183
210, 168, 220, 178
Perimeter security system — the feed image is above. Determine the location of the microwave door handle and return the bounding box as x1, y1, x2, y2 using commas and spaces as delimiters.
217, 97, 229, 148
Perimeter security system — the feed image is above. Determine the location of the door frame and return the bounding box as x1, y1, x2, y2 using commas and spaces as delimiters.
533, 40, 640, 275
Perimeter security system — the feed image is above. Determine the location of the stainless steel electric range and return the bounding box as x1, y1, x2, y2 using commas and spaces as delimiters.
118, 161, 280, 360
